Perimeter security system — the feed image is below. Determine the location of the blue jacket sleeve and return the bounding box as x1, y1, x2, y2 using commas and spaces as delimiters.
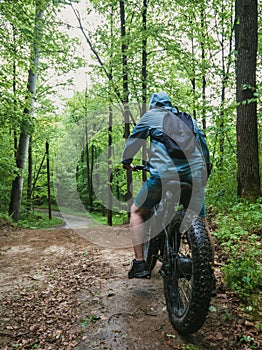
122, 114, 150, 165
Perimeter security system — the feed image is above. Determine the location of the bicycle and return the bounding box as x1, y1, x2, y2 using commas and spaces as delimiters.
134, 165, 214, 334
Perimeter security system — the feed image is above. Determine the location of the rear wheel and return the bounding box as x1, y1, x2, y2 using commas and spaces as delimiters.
163, 210, 213, 334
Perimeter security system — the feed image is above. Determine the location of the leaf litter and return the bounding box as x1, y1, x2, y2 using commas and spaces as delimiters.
0, 223, 261, 349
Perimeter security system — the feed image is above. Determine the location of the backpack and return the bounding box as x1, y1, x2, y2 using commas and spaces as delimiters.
161, 110, 196, 159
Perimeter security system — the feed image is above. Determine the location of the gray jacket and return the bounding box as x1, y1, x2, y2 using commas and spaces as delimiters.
122, 92, 210, 180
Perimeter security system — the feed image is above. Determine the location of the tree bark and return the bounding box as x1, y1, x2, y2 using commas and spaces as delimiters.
200, 5, 207, 130
235, 0, 261, 199
9, 3, 43, 221
27, 137, 33, 209
107, 104, 113, 226
120, 0, 132, 210
107, 11, 114, 226
46, 141, 52, 220
120, 0, 130, 139
9, 127, 30, 221
141, 0, 148, 183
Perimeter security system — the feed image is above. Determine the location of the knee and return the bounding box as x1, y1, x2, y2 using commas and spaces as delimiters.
130, 204, 148, 221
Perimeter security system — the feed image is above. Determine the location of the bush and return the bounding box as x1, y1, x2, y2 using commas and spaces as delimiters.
223, 256, 261, 305
211, 198, 262, 309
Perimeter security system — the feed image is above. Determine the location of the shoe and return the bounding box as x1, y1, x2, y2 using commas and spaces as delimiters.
211, 274, 217, 297
128, 259, 151, 279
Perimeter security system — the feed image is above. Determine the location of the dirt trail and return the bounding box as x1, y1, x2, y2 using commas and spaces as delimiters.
0, 220, 261, 350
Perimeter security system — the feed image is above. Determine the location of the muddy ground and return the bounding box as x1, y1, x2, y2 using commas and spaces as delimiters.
0, 219, 261, 350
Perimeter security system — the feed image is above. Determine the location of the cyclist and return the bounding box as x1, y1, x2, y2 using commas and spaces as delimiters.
122, 92, 215, 281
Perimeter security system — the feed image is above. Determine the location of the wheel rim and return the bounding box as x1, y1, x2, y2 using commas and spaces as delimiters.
163, 212, 213, 334
165, 227, 193, 318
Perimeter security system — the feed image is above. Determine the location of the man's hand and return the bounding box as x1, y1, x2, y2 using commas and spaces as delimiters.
122, 163, 134, 171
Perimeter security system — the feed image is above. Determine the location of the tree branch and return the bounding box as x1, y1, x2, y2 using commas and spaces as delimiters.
71, 6, 122, 105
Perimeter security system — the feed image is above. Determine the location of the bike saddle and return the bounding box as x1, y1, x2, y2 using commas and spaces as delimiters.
163, 180, 192, 207
163, 180, 192, 194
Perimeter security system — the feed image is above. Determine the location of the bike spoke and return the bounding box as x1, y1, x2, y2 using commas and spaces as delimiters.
163, 211, 213, 334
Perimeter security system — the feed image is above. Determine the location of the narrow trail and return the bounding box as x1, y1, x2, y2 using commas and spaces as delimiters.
0, 216, 260, 349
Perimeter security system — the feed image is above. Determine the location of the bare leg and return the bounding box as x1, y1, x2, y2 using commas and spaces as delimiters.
130, 204, 149, 261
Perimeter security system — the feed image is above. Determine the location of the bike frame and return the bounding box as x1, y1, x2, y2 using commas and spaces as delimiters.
134, 165, 214, 334
149, 186, 186, 278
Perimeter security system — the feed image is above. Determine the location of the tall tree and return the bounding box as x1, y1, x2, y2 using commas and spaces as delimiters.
9, 1, 44, 221
141, 0, 148, 182
119, 0, 133, 208
107, 5, 115, 226
235, 0, 261, 200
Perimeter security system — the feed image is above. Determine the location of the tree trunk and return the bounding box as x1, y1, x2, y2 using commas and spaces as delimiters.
90, 142, 95, 210
46, 141, 52, 220
107, 9, 114, 226
12, 27, 18, 160
141, 0, 148, 183
235, 0, 261, 200
9, 128, 30, 221
120, 0, 132, 210
200, 5, 207, 130
107, 104, 113, 226
9, 4, 43, 221
190, 31, 197, 119
141, 0, 147, 116
84, 90, 92, 211
27, 136, 33, 209
120, 0, 130, 140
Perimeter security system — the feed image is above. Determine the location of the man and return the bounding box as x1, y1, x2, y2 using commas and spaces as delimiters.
122, 92, 214, 279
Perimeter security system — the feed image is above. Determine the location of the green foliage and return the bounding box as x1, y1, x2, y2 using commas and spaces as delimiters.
0, 0, 84, 219
87, 210, 127, 226
0, 0, 260, 312
0, 131, 17, 211
212, 199, 262, 307
239, 334, 257, 349
0, 213, 14, 225
18, 210, 63, 229
207, 166, 238, 212
223, 257, 261, 303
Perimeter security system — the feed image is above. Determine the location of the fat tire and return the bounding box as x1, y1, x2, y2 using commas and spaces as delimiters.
163, 210, 213, 334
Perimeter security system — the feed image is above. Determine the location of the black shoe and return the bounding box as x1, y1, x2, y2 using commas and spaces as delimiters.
128, 259, 151, 279
211, 275, 217, 297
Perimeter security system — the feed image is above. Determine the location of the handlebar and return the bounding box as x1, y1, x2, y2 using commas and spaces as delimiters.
133, 165, 146, 171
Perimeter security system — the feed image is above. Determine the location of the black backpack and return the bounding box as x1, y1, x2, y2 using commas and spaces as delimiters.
161, 110, 196, 159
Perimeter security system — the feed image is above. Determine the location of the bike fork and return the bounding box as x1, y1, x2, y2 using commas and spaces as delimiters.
159, 228, 176, 280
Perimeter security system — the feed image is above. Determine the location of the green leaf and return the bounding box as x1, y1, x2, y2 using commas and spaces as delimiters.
209, 305, 217, 313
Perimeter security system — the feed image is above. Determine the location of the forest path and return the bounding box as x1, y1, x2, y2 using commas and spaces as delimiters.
0, 220, 260, 349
